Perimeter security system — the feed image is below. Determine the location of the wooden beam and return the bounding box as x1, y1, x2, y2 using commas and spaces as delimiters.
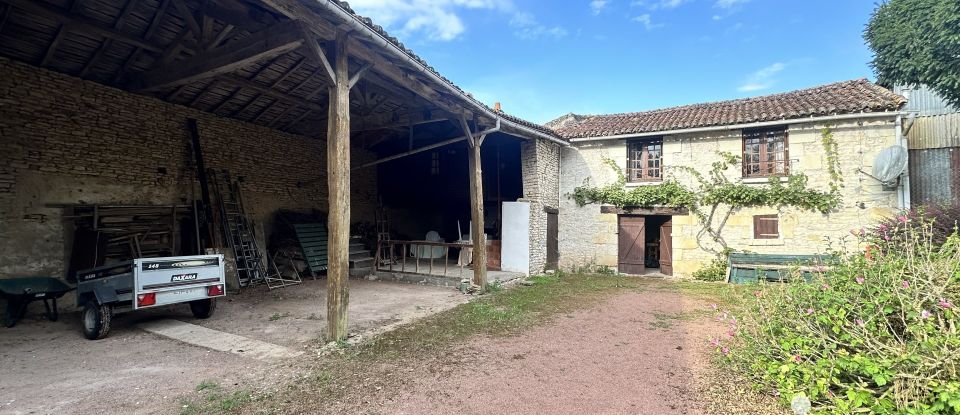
133, 20, 303, 91
467, 132, 488, 287
355, 132, 467, 169
0, 0, 163, 53
220, 73, 324, 112
171, 0, 201, 41
40, 24, 68, 67
326, 29, 350, 342
80, 0, 139, 78
459, 116, 487, 286
599, 205, 690, 215
0, 4, 12, 34
299, 23, 336, 84
204, 24, 234, 50
113, 0, 171, 83
348, 62, 373, 89
269, 56, 305, 88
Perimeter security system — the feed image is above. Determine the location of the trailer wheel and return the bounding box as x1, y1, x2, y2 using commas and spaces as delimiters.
189, 299, 216, 319
81, 302, 111, 340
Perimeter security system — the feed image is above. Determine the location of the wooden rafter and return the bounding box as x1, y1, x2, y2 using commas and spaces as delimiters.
0, 4, 11, 34
0, 0, 163, 53
188, 79, 219, 108
80, 0, 140, 78
113, 0, 171, 83
171, 0, 201, 41
132, 19, 303, 91
222, 74, 324, 113
40, 24, 68, 67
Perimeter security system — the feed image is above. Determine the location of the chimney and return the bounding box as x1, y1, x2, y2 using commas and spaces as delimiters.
494, 102, 502, 112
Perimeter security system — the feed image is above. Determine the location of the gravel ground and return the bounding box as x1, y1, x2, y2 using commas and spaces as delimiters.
278, 283, 787, 415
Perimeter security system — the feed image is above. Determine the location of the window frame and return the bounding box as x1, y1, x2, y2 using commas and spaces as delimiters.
626, 138, 664, 183
753, 214, 780, 239
741, 127, 790, 178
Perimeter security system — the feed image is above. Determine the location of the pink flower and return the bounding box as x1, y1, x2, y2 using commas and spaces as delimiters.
901, 281, 910, 289
710, 303, 718, 310
938, 299, 953, 309
921, 310, 932, 319
898, 215, 908, 223
856, 276, 865, 284
726, 330, 736, 338
855, 318, 865, 327
721, 347, 730, 355
879, 224, 889, 232
805, 308, 814, 315
820, 283, 830, 291
709, 338, 720, 348
793, 355, 802, 363
753, 290, 762, 298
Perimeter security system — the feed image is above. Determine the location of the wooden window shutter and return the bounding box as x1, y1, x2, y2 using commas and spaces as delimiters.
753, 214, 779, 239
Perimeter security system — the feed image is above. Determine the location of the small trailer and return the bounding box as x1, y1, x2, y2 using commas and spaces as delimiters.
76, 254, 226, 340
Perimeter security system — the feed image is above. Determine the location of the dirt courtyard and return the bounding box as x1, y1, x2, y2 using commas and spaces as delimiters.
0, 279, 466, 415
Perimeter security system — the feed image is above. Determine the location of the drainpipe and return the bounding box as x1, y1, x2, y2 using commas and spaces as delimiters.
895, 114, 911, 210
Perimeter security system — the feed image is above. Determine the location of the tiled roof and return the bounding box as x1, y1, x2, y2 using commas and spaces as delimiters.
328, 1, 562, 140
548, 79, 906, 139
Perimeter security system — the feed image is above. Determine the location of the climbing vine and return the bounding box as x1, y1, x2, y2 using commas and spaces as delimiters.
570, 131, 844, 254
820, 125, 844, 193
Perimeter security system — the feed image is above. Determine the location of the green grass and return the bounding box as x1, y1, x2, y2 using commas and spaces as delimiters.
268, 312, 291, 321
353, 272, 643, 359
179, 381, 254, 415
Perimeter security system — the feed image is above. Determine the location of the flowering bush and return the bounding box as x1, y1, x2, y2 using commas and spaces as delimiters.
717, 218, 960, 414
871, 204, 960, 249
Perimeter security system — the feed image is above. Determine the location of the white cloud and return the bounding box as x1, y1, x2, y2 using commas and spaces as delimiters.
631, 0, 688, 9
715, 0, 749, 9
347, 0, 514, 41
590, 0, 609, 15
510, 12, 568, 39
631, 14, 664, 30
737, 62, 786, 92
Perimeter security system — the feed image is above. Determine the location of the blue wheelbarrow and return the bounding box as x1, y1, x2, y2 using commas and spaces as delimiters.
0, 277, 74, 327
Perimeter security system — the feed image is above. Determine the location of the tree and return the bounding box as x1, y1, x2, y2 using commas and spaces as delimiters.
864, 0, 960, 107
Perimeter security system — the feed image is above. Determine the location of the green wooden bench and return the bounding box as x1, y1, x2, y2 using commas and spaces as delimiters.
727, 253, 830, 284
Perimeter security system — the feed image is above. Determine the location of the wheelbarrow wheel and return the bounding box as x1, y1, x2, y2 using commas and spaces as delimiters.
189, 299, 216, 319
81, 302, 111, 340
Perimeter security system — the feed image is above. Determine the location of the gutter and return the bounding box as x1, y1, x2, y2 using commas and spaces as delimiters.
567, 112, 904, 143
316, 0, 568, 147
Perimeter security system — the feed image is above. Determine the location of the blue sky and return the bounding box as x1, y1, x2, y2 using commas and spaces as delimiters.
347, 0, 881, 124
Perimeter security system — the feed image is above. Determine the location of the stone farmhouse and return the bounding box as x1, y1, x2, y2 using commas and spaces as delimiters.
550, 80, 908, 276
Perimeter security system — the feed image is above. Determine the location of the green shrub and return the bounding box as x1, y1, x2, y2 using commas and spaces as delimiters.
693, 256, 728, 282
718, 219, 960, 414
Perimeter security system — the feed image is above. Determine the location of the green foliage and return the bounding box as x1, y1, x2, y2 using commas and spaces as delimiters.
865, 0, 960, 107
569, 139, 843, 252
720, 219, 960, 414
570, 159, 697, 208
693, 256, 729, 282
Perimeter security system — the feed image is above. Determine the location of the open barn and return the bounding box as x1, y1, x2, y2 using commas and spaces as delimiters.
0, 0, 566, 343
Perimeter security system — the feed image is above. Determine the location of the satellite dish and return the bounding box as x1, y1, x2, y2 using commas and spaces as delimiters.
872, 145, 908, 187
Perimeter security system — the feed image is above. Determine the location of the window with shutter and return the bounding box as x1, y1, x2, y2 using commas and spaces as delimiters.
753, 214, 779, 239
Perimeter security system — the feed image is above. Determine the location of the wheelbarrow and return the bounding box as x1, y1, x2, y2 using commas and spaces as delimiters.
0, 277, 74, 328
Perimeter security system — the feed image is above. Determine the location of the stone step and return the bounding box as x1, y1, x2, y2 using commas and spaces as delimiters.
350, 257, 374, 269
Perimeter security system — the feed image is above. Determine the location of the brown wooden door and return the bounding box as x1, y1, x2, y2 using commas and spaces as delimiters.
618, 216, 645, 274
546, 212, 559, 270
659, 219, 673, 276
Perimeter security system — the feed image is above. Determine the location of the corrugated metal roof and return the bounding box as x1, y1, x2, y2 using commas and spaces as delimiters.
894, 84, 958, 116
907, 113, 960, 150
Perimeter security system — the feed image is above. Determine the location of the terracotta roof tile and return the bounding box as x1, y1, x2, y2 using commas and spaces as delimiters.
548, 79, 906, 139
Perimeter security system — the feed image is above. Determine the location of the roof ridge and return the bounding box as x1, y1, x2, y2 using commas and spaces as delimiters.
570, 79, 883, 120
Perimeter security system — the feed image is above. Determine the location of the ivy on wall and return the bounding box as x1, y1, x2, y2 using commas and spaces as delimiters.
570, 127, 844, 254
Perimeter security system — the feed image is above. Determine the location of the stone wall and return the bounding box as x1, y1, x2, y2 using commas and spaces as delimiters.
0, 57, 377, 279
521, 138, 561, 275
559, 118, 902, 276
